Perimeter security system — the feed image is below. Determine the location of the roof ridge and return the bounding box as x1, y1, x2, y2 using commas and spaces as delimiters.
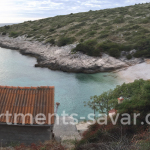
0, 86, 54, 89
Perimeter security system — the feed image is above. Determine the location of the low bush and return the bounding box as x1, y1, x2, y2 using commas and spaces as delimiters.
4, 25, 10, 29
68, 22, 86, 30
80, 39, 84, 42
101, 22, 112, 26
9, 32, 20, 38
72, 39, 100, 56
85, 31, 97, 37
133, 38, 150, 58
73, 40, 132, 58
57, 37, 75, 47
2, 32, 6, 35
49, 28, 55, 32
126, 54, 132, 59
97, 19, 107, 22
27, 34, 33, 38
113, 16, 124, 24
123, 31, 131, 36
134, 50, 150, 58
14, 141, 65, 150
109, 48, 120, 58
76, 29, 87, 36
139, 17, 150, 24
45, 38, 55, 45
90, 23, 101, 30
98, 30, 109, 38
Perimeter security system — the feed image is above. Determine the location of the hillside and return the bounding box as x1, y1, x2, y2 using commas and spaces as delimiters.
0, 3, 150, 59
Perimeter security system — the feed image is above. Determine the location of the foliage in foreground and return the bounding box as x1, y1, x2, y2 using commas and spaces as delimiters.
13, 141, 65, 150
75, 123, 150, 150
85, 79, 150, 115
79, 80, 150, 150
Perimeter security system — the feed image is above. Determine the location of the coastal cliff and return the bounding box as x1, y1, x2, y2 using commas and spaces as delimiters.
0, 35, 143, 73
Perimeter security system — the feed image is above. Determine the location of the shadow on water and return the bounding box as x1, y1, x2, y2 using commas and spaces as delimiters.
75, 73, 115, 83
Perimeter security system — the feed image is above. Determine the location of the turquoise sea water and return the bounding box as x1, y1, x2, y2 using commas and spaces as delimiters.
0, 47, 124, 120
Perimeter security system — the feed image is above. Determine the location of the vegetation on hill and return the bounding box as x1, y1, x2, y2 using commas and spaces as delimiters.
0, 3, 150, 58
77, 79, 150, 150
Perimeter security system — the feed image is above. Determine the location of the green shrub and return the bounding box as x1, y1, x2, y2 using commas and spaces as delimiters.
123, 32, 131, 36
113, 17, 124, 24
98, 30, 109, 38
45, 38, 55, 45
73, 40, 131, 57
9, 32, 20, 38
68, 22, 86, 30
97, 19, 106, 22
133, 50, 150, 58
49, 28, 55, 32
72, 43, 90, 54
126, 54, 132, 59
57, 37, 75, 47
101, 22, 112, 26
76, 29, 87, 36
72, 39, 100, 56
139, 17, 150, 24
56, 24, 62, 29
90, 23, 101, 30
109, 48, 120, 58
4, 25, 10, 30
84, 39, 97, 47
27, 34, 33, 38
85, 31, 97, 37
132, 38, 150, 58
2, 32, 6, 35
104, 26, 113, 30
96, 41, 118, 52
80, 39, 84, 42
129, 25, 141, 30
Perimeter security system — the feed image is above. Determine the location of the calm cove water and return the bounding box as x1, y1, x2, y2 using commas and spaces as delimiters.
0, 47, 124, 120
0, 23, 124, 120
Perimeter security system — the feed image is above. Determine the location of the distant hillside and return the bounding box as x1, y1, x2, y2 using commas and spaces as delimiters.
0, 3, 150, 58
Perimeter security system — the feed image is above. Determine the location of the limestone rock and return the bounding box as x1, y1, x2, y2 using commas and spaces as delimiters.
0, 35, 142, 73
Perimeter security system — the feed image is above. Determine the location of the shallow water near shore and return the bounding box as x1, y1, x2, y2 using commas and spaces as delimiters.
0, 47, 123, 120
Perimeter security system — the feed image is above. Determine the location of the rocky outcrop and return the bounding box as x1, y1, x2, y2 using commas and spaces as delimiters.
0, 35, 143, 73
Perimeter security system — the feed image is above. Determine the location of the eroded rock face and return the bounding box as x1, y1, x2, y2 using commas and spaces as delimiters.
0, 35, 142, 73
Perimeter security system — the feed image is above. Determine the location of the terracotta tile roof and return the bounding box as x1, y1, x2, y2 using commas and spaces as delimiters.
0, 86, 54, 125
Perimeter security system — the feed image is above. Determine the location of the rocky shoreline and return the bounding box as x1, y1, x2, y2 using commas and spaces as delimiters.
0, 35, 144, 73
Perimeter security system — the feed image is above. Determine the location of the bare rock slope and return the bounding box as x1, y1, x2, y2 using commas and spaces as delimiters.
0, 35, 142, 73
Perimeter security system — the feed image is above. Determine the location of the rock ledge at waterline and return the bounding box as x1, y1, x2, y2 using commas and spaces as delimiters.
0, 35, 143, 73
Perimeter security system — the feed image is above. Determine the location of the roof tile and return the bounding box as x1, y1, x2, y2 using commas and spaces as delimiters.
0, 86, 54, 125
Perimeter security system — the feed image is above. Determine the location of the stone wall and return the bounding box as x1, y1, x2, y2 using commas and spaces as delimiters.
0, 124, 53, 146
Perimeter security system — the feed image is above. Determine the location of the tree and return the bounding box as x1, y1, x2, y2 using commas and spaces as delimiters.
84, 90, 117, 116
84, 79, 150, 116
